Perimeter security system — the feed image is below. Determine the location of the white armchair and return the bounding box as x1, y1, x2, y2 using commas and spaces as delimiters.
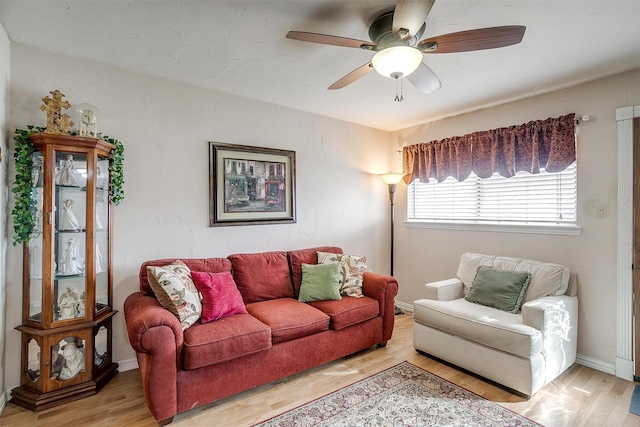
413, 252, 578, 396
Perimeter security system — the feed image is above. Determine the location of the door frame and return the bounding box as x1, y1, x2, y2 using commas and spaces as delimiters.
617, 105, 640, 380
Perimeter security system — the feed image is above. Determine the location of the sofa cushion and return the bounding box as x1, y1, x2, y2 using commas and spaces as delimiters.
146, 261, 202, 330
191, 271, 248, 323
183, 313, 271, 370
317, 251, 367, 297
457, 252, 570, 302
298, 263, 342, 303
456, 252, 497, 291
246, 298, 329, 344
413, 297, 542, 359
492, 257, 570, 302
288, 246, 342, 298
229, 251, 293, 304
465, 266, 531, 314
307, 296, 379, 330
139, 257, 231, 296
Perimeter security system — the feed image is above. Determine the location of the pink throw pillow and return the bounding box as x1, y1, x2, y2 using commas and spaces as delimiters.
191, 271, 248, 323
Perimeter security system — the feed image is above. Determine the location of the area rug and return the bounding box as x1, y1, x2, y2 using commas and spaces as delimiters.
629, 385, 640, 416
254, 362, 541, 427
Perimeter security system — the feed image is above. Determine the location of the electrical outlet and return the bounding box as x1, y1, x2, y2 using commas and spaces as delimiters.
595, 203, 607, 218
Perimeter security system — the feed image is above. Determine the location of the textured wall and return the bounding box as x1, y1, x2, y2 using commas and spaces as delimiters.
6, 39, 639, 391
5, 43, 393, 389
391, 68, 640, 367
0, 23, 10, 400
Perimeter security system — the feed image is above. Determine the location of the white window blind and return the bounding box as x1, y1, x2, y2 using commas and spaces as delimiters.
407, 162, 577, 226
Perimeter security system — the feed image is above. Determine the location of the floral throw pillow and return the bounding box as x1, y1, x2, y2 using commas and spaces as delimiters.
147, 260, 202, 330
317, 251, 367, 298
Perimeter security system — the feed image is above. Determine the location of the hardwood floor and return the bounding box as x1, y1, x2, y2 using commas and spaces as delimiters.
1, 313, 639, 426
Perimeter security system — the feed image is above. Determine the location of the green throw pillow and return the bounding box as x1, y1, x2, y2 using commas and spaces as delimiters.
298, 263, 342, 303
465, 266, 532, 314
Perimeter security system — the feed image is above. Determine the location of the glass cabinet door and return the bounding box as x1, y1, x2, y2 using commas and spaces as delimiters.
28, 152, 44, 322
53, 151, 87, 322
95, 156, 109, 312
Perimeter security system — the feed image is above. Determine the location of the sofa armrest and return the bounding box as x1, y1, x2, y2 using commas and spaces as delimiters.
362, 272, 399, 342
522, 295, 578, 382
425, 278, 464, 301
124, 292, 184, 356
124, 292, 184, 423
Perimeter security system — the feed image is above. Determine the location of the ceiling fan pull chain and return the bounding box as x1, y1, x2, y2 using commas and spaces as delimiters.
394, 76, 404, 102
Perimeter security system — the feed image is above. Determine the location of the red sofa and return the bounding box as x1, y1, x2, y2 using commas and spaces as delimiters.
124, 246, 398, 425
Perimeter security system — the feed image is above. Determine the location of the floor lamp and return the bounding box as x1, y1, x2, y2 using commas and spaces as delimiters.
380, 173, 405, 315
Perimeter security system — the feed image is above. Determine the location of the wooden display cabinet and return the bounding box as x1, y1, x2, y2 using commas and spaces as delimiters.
12, 133, 118, 411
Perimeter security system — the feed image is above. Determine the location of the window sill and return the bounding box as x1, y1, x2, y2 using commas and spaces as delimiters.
403, 221, 582, 236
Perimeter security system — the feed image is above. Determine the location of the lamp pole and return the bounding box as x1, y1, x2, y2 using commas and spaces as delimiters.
380, 173, 404, 316
388, 183, 397, 276
379, 173, 404, 277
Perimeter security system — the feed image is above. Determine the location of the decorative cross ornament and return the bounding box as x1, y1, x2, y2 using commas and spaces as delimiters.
40, 90, 74, 134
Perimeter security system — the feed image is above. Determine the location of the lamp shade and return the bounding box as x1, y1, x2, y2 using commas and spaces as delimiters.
380, 172, 405, 185
372, 46, 422, 79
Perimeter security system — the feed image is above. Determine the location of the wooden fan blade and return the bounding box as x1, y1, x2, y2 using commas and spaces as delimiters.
328, 62, 374, 90
418, 26, 526, 53
407, 62, 442, 94
287, 31, 376, 50
393, 0, 435, 40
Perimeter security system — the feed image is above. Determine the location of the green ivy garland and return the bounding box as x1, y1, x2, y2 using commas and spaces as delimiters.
103, 135, 125, 206
12, 126, 42, 246
11, 128, 125, 246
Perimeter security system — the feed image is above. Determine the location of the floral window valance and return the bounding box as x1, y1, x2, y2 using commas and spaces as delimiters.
402, 113, 576, 184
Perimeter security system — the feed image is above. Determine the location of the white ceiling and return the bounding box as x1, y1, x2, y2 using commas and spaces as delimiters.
1, 0, 640, 132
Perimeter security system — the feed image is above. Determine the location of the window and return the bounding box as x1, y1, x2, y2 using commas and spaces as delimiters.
407, 162, 577, 229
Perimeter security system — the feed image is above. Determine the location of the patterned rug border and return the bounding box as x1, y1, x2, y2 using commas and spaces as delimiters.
252, 361, 543, 427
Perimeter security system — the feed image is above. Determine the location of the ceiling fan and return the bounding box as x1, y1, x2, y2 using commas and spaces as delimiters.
286, 0, 525, 97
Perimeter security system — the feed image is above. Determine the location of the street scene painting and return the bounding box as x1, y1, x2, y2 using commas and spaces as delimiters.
210, 143, 296, 226
224, 158, 286, 213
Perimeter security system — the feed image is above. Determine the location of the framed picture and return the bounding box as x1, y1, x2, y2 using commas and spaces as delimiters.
209, 142, 296, 226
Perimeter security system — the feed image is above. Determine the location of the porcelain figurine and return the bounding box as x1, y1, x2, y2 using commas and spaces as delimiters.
59, 238, 82, 276
55, 154, 80, 186
61, 199, 81, 230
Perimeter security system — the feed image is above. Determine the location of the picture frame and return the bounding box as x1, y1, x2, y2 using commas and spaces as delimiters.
209, 142, 296, 226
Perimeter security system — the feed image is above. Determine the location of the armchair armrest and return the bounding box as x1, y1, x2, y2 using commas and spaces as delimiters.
124, 292, 183, 423
362, 272, 399, 343
522, 295, 578, 382
424, 278, 464, 301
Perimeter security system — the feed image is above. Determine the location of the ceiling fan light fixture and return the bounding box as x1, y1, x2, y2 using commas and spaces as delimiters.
372, 46, 422, 79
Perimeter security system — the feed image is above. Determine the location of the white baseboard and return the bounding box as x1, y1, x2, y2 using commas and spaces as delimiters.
0, 389, 6, 415
396, 300, 618, 378
117, 357, 139, 372
394, 300, 414, 313
615, 357, 634, 381
576, 354, 616, 376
